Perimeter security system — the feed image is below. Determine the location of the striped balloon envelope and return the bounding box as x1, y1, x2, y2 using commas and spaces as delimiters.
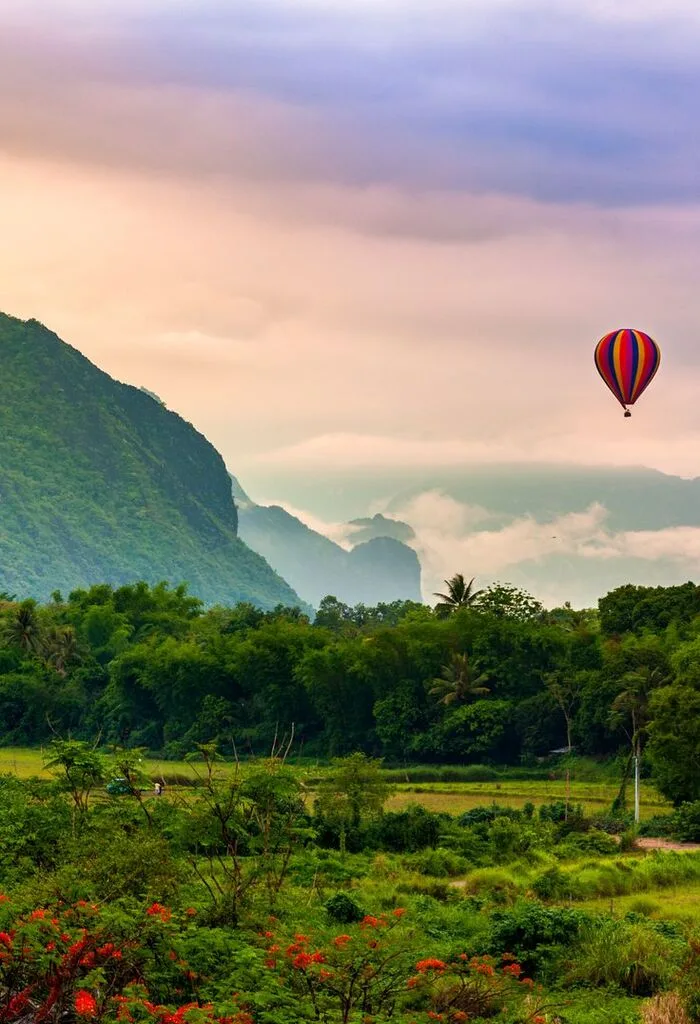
594, 328, 661, 417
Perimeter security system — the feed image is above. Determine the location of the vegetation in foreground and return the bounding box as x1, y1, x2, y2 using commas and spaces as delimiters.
1, 744, 700, 1023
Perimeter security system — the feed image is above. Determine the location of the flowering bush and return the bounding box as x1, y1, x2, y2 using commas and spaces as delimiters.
0, 898, 253, 1024
259, 909, 557, 1024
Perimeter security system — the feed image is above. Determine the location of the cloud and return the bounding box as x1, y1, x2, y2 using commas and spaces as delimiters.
2, 1, 700, 203
387, 491, 700, 606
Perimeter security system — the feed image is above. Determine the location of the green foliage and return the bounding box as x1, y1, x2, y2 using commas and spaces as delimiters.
324, 891, 365, 923
0, 312, 302, 611
487, 900, 586, 977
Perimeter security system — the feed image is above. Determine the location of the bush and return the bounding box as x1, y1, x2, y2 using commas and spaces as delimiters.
590, 810, 634, 835
458, 804, 521, 828
460, 867, 521, 903
325, 892, 365, 924
370, 805, 443, 852
411, 848, 469, 878
627, 897, 661, 918
563, 829, 619, 855
488, 900, 586, 978
674, 801, 700, 842
531, 866, 576, 901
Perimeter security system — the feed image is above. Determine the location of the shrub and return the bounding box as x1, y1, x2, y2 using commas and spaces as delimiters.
412, 848, 469, 878
627, 897, 661, 918
531, 866, 576, 901
459, 804, 521, 828
563, 829, 619, 855
488, 900, 586, 978
325, 892, 365, 923
370, 805, 443, 852
460, 868, 521, 903
674, 801, 700, 842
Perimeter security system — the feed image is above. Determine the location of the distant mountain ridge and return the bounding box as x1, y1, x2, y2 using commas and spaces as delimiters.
0, 312, 303, 608
231, 477, 422, 608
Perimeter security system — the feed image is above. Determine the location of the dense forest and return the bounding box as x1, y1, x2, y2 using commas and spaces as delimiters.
2, 575, 699, 807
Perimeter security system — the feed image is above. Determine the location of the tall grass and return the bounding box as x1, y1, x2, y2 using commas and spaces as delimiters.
642, 993, 690, 1024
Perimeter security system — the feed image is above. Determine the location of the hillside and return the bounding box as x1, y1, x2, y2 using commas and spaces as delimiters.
0, 313, 302, 608
232, 477, 421, 608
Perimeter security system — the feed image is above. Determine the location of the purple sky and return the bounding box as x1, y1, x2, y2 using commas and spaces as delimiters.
2, 0, 700, 560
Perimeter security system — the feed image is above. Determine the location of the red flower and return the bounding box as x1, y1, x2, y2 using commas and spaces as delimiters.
6, 989, 31, 1016
333, 934, 352, 947
292, 952, 313, 970
360, 915, 379, 928
146, 902, 171, 922
185, 907, 197, 917
0, 932, 12, 947
502, 962, 522, 977
416, 958, 447, 973
263, 931, 274, 939
452, 1014, 469, 1023
75, 990, 97, 1017
392, 907, 406, 918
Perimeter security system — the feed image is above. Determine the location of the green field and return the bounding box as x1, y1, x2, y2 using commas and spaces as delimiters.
388, 779, 670, 820
0, 747, 670, 821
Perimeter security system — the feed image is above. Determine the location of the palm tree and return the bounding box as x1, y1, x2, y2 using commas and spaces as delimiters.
429, 652, 490, 707
433, 574, 483, 617
610, 665, 668, 761
43, 625, 80, 677
3, 600, 43, 655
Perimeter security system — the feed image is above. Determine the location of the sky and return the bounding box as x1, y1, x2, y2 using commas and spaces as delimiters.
2, 0, 700, 602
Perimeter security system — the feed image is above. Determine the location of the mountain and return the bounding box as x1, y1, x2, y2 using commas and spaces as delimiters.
0, 312, 303, 609
231, 477, 421, 608
346, 513, 415, 545
237, 461, 700, 608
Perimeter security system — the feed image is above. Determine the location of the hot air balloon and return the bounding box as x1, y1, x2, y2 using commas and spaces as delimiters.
594, 328, 661, 417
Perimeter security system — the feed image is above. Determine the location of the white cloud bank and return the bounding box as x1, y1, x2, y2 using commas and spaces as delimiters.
275, 491, 700, 608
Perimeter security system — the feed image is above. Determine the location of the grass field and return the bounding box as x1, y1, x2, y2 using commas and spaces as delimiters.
0, 747, 671, 820
387, 779, 671, 819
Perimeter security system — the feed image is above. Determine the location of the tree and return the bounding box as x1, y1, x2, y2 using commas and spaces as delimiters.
316, 753, 393, 854
433, 574, 482, 617
429, 652, 490, 707
44, 739, 108, 814
545, 670, 584, 753
43, 625, 80, 677
647, 685, 700, 805
610, 665, 668, 762
3, 600, 43, 655
473, 583, 544, 622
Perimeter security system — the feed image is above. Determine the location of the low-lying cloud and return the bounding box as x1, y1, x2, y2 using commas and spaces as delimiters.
277, 489, 700, 609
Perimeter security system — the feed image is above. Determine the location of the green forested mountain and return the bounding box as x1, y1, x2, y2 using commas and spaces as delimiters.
0, 313, 301, 608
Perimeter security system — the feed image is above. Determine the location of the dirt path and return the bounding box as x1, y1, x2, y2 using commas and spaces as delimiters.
636, 837, 700, 852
